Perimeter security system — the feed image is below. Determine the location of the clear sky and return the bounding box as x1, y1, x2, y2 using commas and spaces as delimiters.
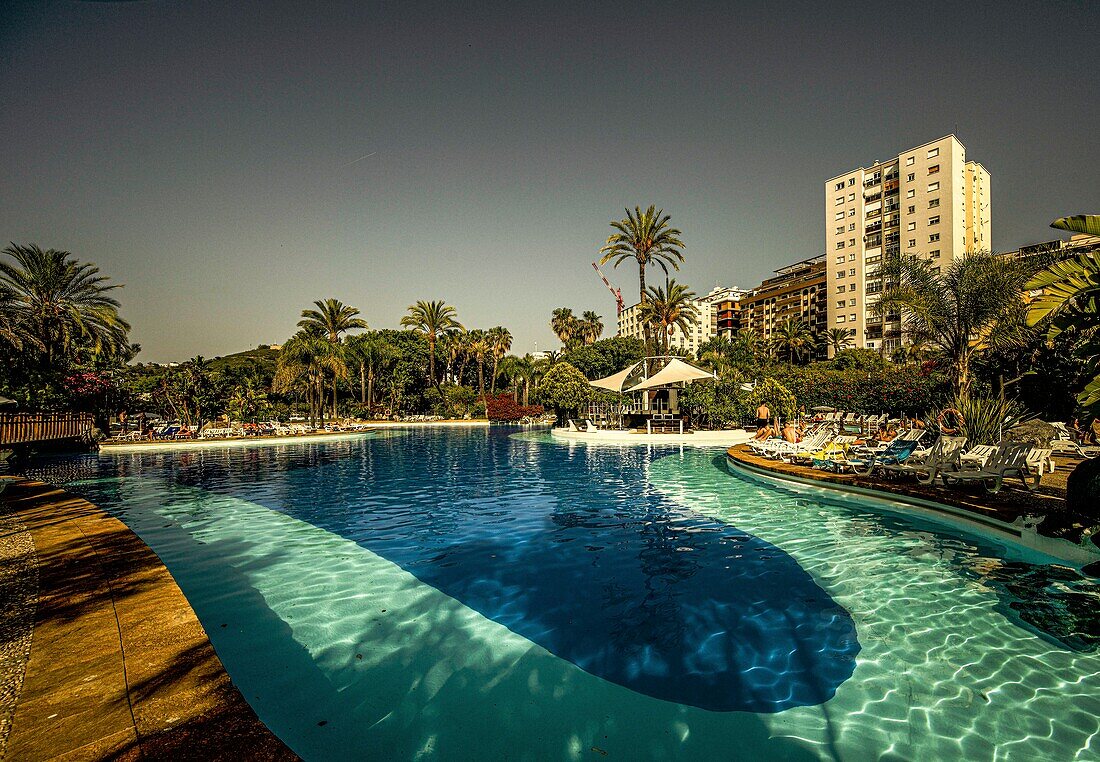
2, 1, 1097, 362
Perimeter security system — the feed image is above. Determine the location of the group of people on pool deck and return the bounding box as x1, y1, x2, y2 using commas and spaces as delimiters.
752, 404, 923, 444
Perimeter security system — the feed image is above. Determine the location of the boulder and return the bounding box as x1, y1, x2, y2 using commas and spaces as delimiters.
1004, 419, 1058, 448
1066, 455, 1100, 526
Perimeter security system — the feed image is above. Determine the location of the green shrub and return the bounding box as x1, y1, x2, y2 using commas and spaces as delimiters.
536, 362, 594, 422
744, 378, 797, 420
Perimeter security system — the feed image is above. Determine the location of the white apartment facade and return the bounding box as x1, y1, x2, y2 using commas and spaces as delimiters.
617, 285, 744, 357
824, 135, 991, 353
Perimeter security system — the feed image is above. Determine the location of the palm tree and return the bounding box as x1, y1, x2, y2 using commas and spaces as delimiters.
297, 298, 367, 342
401, 300, 463, 389
0, 286, 26, 350
773, 319, 814, 365
580, 311, 603, 345
487, 326, 512, 394
874, 250, 1032, 395
297, 298, 366, 417
466, 329, 489, 398
599, 206, 685, 356
825, 327, 854, 356
511, 354, 537, 405
344, 333, 398, 410
1026, 214, 1100, 415
274, 332, 348, 427
550, 307, 578, 348
637, 280, 698, 356
0, 243, 130, 366
599, 206, 686, 305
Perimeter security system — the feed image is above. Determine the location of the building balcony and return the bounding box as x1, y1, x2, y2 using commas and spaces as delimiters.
863, 176, 882, 188
864, 235, 882, 247
863, 192, 881, 203
883, 180, 899, 192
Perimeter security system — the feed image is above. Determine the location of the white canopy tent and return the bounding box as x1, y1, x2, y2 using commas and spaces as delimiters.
589, 361, 643, 392
625, 358, 715, 392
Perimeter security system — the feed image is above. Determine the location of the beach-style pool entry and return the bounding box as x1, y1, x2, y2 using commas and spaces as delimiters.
39, 428, 1100, 760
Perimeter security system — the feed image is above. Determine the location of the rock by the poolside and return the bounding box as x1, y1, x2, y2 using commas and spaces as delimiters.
1004, 419, 1058, 448
1066, 455, 1100, 525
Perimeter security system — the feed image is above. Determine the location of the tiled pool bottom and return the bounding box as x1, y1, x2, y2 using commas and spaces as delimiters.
44, 430, 1100, 760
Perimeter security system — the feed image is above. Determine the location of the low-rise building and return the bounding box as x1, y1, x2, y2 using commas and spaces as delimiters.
617, 284, 745, 357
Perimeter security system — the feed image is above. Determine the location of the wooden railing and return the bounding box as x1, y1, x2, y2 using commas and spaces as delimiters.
0, 413, 94, 446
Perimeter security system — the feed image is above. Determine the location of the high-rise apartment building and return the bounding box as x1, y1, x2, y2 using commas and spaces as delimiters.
824, 135, 990, 353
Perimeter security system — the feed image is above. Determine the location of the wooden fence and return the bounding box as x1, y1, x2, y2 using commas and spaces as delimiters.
0, 413, 94, 446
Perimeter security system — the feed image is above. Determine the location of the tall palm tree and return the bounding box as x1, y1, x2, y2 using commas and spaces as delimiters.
0, 286, 26, 350
511, 354, 536, 405
0, 243, 130, 365
598, 206, 686, 305
773, 319, 814, 365
297, 298, 366, 417
297, 298, 368, 342
825, 327, 854, 356
874, 250, 1032, 395
344, 332, 397, 410
580, 311, 603, 345
637, 280, 698, 356
550, 307, 578, 348
467, 329, 490, 398
487, 326, 512, 394
400, 300, 463, 389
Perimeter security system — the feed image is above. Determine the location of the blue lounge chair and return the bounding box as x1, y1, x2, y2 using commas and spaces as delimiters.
843, 435, 924, 476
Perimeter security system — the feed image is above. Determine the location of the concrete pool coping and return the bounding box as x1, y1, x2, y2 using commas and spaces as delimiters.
725, 445, 1100, 566
0, 479, 298, 760
551, 427, 755, 446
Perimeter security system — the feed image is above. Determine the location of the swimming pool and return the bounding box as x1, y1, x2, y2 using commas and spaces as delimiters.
37, 428, 1100, 759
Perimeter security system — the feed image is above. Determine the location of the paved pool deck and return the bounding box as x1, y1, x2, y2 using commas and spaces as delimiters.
0, 479, 297, 761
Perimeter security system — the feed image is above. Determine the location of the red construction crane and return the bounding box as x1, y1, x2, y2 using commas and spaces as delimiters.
592, 262, 625, 315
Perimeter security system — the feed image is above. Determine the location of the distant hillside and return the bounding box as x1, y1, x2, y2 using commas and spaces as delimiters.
206, 345, 281, 373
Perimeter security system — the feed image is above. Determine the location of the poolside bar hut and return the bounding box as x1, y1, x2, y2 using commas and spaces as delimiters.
588, 358, 715, 433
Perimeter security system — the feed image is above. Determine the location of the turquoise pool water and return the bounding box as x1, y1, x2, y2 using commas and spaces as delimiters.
34, 428, 1100, 760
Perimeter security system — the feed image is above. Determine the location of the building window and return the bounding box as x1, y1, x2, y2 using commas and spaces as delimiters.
849, 239, 855, 247
907, 222, 916, 231
849, 209, 856, 217
907, 205, 915, 214
849, 252, 856, 261
929, 233, 940, 242
836, 226, 844, 234
907, 189, 915, 199
929, 197, 940, 208
908, 239, 916, 248
850, 313, 857, 322
849, 268, 856, 276
835, 197, 844, 206
837, 315, 846, 323
848, 222, 856, 231
836, 285, 845, 293
837, 242, 845, 249
930, 249, 940, 258
836, 271, 845, 279
906, 156, 914, 166
848, 178, 855, 186
837, 300, 846, 309
928, 164, 940, 174
907, 173, 915, 182
927, 147, 939, 158
849, 298, 857, 307
835, 211, 845, 221
928, 215, 940, 225
928, 182, 939, 192
836, 255, 845, 264
835, 182, 845, 191
848, 192, 855, 201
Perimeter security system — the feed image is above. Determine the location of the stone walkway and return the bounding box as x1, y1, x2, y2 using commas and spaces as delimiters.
0, 479, 298, 761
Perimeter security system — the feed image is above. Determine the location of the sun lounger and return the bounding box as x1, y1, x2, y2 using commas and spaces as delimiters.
941, 443, 1047, 493
881, 436, 968, 485
958, 444, 998, 470
584, 419, 599, 433
843, 435, 924, 476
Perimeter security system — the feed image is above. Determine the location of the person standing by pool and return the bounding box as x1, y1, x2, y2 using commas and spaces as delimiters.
753, 403, 771, 440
